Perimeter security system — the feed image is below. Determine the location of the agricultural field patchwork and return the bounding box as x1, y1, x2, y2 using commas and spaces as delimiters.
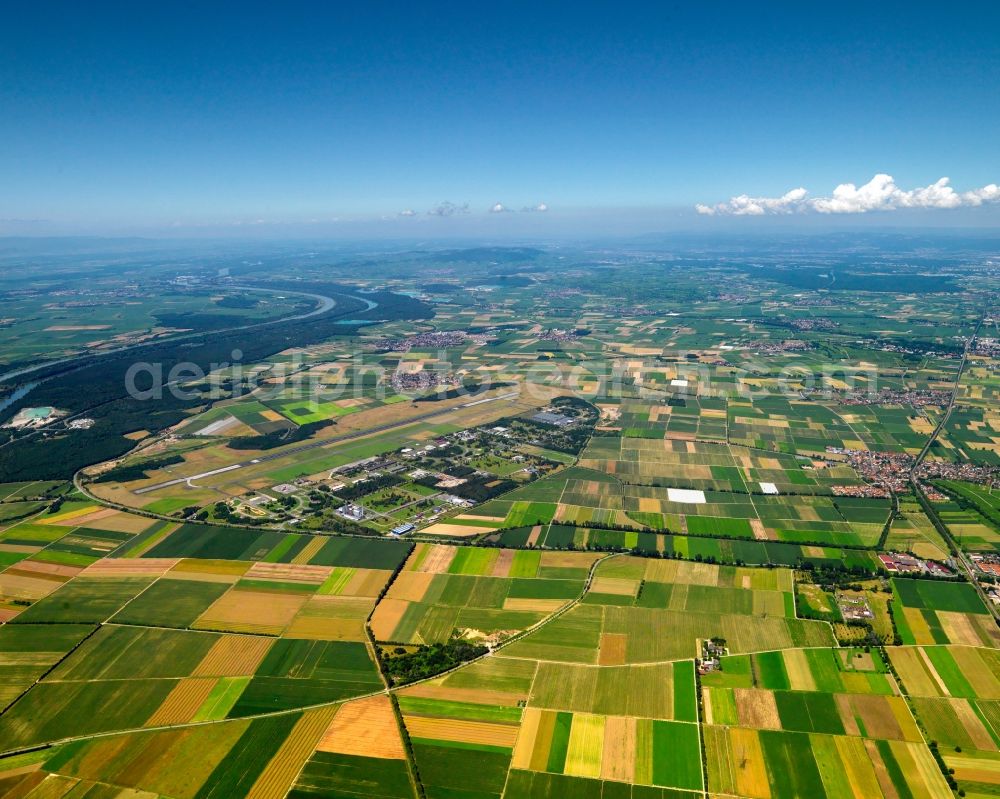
371, 544, 596, 645
2, 244, 999, 798
891, 577, 1000, 647
891, 645, 1000, 797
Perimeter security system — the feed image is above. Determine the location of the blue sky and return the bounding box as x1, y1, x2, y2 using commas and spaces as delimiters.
2, 2, 999, 236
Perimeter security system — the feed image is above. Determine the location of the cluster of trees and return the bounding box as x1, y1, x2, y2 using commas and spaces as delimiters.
227, 419, 332, 450
413, 380, 514, 403
93, 454, 184, 483
335, 473, 404, 502
379, 640, 488, 685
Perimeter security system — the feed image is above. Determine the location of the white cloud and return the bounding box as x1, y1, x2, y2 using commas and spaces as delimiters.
489, 202, 510, 213
964, 184, 1000, 205
697, 187, 807, 216
427, 201, 469, 217
698, 174, 1000, 215
521, 202, 549, 212
398, 209, 417, 217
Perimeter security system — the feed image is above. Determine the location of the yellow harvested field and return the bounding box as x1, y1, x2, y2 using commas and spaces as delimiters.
952, 699, 997, 750
10, 560, 80, 579
491, 549, 515, 577
0, 572, 66, 602
284, 596, 371, 641
512, 707, 542, 770
836, 735, 884, 799
389, 571, 435, 602
890, 647, 943, 697
887, 740, 952, 799
945, 752, 1000, 784
730, 727, 770, 799
540, 551, 601, 569
370, 598, 410, 641
637, 497, 661, 513
36, 504, 102, 525
503, 597, 565, 613
77, 510, 156, 534
598, 633, 627, 666
521, 709, 557, 772
171, 558, 250, 579
82, 558, 179, 577
420, 522, 485, 537
902, 607, 934, 644
145, 678, 218, 726
245, 561, 332, 584
318, 696, 405, 759
195, 589, 307, 635
591, 577, 639, 596
601, 715, 636, 782
950, 647, 1000, 698
193, 635, 273, 677
937, 611, 984, 646
734, 689, 781, 730
246, 706, 340, 799
412, 543, 455, 574
342, 568, 392, 597
404, 715, 520, 748
291, 536, 327, 565
918, 647, 952, 695
782, 649, 817, 692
